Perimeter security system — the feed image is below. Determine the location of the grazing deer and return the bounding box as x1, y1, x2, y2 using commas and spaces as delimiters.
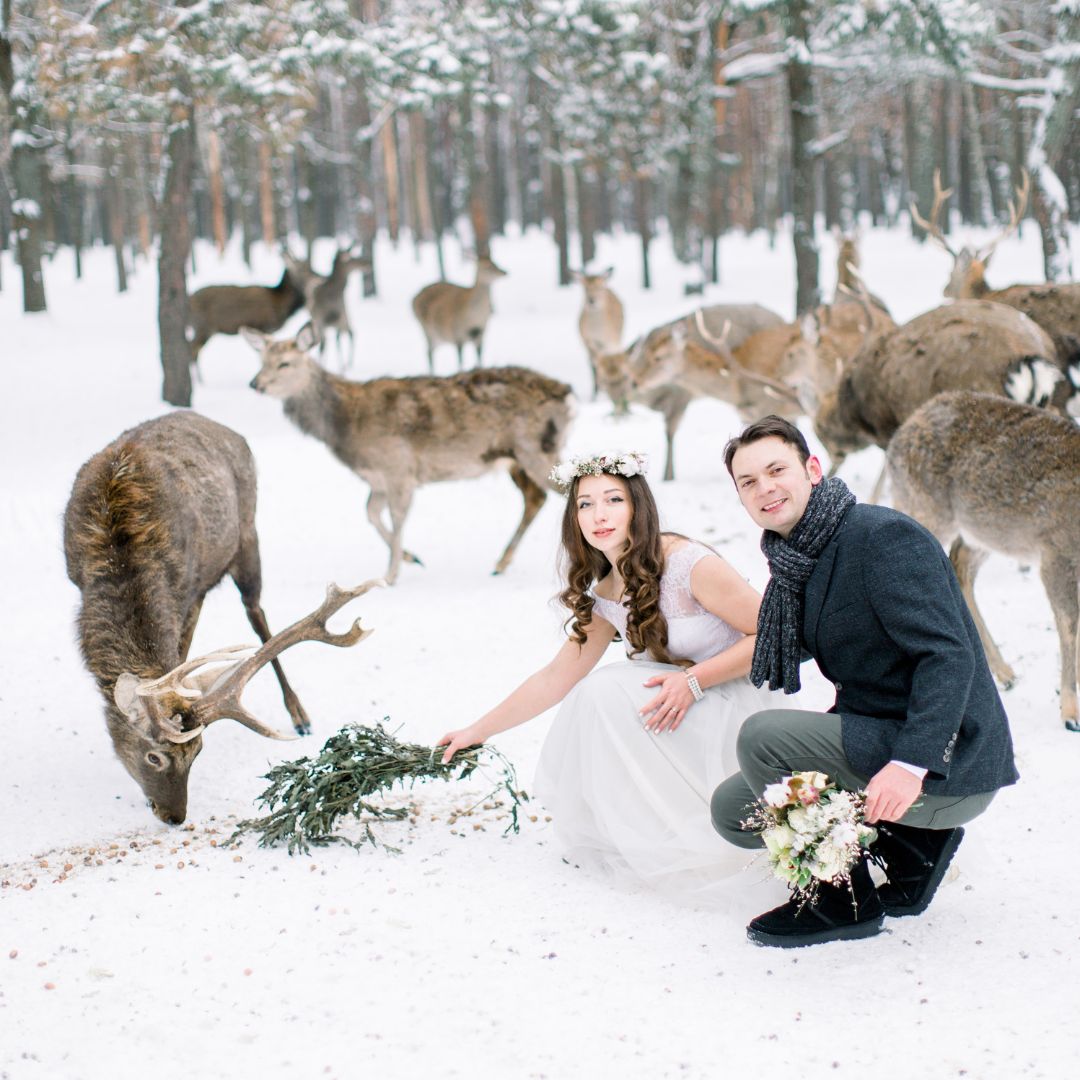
592, 304, 785, 480
573, 268, 625, 398
887, 390, 1080, 730
831, 228, 892, 315
802, 300, 1068, 476
594, 348, 692, 483
285, 244, 371, 372
63, 411, 375, 823
412, 255, 508, 372
188, 267, 305, 375
912, 169, 1080, 390
244, 323, 572, 584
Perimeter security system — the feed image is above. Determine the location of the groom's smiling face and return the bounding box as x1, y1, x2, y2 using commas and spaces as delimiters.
731, 436, 823, 537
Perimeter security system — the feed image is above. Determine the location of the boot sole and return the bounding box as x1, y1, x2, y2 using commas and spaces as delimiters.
747, 914, 884, 948
881, 827, 964, 918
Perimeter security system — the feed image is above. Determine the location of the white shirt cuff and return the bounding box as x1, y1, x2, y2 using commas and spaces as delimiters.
890, 759, 928, 780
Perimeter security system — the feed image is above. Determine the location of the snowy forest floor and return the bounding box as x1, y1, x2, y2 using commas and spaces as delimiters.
2, 222, 1079, 1080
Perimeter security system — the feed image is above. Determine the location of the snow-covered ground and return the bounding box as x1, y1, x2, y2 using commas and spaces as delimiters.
2, 221, 1078, 1080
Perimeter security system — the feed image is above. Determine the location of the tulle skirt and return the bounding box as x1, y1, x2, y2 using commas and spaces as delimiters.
534, 660, 787, 911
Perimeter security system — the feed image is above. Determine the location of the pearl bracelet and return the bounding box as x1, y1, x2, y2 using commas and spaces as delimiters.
686, 672, 705, 702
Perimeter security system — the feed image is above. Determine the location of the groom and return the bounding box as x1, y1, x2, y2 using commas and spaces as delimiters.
711, 416, 1018, 947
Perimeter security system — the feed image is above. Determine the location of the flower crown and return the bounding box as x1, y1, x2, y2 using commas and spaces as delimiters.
549, 450, 649, 490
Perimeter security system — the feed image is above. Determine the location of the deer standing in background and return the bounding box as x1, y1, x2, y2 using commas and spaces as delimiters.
912, 169, 1080, 397
188, 267, 305, 376
63, 411, 376, 823
573, 268, 625, 398
411, 255, 508, 372
887, 391, 1080, 730
244, 323, 572, 584
798, 300, 1069, 476
284, 245, 371, 372
594, 304, 786, 481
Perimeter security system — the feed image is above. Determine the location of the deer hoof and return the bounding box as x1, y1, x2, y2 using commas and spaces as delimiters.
1066, 717, 1080, 733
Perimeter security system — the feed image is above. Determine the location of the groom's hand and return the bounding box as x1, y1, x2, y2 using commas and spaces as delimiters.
863, 763, 922, 823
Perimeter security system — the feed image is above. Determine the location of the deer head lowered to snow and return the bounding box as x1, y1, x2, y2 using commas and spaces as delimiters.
64, 409, 383, 823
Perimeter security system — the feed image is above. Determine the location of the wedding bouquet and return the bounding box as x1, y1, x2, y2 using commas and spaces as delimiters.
743, 771, 877, 906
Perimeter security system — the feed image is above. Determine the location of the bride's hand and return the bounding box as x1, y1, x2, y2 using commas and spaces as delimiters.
437, 723, 486, 764
640, 671, 696, 733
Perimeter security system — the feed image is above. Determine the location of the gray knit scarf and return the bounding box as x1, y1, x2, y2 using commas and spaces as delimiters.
750, 477, 856, 694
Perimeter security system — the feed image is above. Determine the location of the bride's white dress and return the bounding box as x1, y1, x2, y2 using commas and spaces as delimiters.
534, 541, 784, 908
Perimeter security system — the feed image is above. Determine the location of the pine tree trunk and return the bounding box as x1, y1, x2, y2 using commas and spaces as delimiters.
576, 164, 596, 267
207, 128, 227, 254
158, 117, 195, 407
106, 147, 128, 293
783, 0, 820, 314
382, 119, 400, 245
461, 92, 490, 258
633, 172, 652, 290
1027, 11, 1080, 281
259, 140, 276, 246
410, 112, 434, 243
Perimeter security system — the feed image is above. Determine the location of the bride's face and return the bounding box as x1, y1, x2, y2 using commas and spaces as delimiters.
575, 474, 633, 558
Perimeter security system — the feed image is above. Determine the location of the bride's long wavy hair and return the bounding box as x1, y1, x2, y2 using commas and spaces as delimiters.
557, 473, 690, 667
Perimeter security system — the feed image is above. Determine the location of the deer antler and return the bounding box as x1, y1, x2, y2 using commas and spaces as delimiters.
693, 310, 803, 408
909, 169, 957, 257
693, 309, 732, 352
129, 580, 385, 744
977, 169, 1030, 263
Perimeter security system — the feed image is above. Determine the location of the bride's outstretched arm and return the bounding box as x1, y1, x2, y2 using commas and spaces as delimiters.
438, 618, 617, 762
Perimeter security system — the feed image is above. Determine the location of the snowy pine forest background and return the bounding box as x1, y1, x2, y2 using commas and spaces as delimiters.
3, 3, 1080, 1080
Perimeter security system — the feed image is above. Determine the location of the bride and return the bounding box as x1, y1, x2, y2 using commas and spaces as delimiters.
438, 451, 781, 905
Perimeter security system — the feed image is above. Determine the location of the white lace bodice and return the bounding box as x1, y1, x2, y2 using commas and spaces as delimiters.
591, 541, 745, 663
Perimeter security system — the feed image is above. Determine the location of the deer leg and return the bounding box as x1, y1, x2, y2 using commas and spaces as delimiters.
426, 341, 436, 374
949, 537, 1016, 689
494, 466, 547, 575
456, 342, 466, 371
384, 488, 417, 585
473, 333, 484, 368
1039, 554, 1079, 730
365, 491, 422, 569
230, 545, 311, 735
661, 392, 691, 482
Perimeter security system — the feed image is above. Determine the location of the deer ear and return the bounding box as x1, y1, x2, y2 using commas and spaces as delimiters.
114, 673, 154, 736
240, 327, 269, 353
296, 322, 320, 352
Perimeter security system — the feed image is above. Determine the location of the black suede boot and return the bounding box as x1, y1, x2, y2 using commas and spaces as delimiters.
746, 854, 884, 948
874, 822, 964, 917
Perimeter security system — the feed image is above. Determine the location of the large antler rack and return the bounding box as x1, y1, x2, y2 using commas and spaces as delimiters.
909, 169, 957, 257
121, 580, 385, 744
976, 169, 1030, 262
692, 310, 804, 409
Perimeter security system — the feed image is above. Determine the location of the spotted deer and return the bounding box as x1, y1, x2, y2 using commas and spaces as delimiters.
887, 390, 1080, 730
412, 255, 508, 372
912, 169, 1080, 398
244, 322, 572, 584
573, 267, 625, 398
63, 410, 377, 823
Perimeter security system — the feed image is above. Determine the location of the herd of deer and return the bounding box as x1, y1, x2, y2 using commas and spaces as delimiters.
63, 173, 1080, 825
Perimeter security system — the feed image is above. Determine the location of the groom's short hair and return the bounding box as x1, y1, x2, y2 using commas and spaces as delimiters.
723, 416, 812, 476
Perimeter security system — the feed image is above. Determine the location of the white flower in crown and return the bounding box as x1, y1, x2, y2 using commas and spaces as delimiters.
549, 450, 649, 489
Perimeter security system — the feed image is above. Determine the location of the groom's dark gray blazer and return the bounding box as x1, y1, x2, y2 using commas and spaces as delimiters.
807, 503, 1018, 796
